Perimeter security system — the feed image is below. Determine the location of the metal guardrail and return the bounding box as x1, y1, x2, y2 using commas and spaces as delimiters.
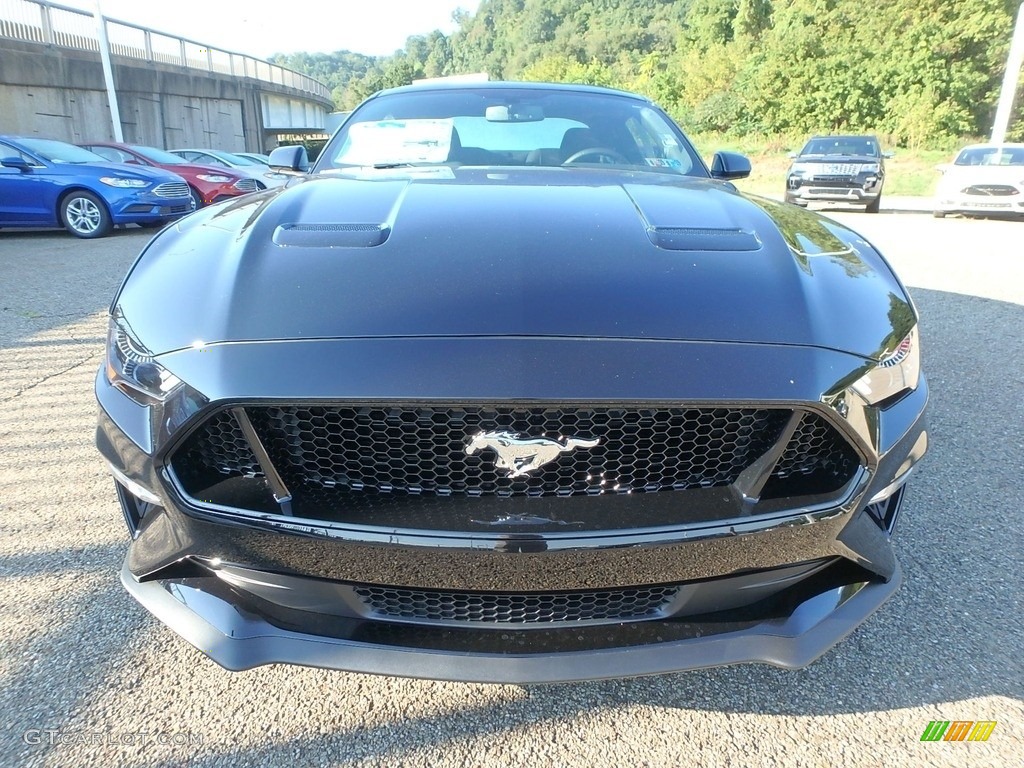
0, 0, 331, 101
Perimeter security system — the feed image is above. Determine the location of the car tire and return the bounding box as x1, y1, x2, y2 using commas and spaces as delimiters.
865, 195, 881, 214
188, 186, 203, 211
932, 210, 946, 218
59, 191, 112, 238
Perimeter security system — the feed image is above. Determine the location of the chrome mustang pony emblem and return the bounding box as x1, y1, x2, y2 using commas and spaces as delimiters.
465, 430, 600, 478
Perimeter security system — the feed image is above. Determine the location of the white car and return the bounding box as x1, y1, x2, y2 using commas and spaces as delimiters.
234, 152, 272, 165
934, 143, 1024, 219
168, 148, 289, 189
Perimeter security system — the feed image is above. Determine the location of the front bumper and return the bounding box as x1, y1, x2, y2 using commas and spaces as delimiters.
121, 556, 902, 683
108, 191, 192, 224
934, 191, 1024, 216
97, 337, 928, 682
786, 178, 882, 204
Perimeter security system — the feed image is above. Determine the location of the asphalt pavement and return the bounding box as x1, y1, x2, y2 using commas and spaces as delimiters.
0, 211, 1021, 767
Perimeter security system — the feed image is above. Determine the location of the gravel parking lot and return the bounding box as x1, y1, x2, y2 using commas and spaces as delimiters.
0, 209, 1021, 767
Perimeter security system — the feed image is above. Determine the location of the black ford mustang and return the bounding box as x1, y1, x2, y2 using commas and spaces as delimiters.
95, 83, 927, 683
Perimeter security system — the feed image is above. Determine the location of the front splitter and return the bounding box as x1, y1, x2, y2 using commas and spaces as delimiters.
120, 558, 901, 684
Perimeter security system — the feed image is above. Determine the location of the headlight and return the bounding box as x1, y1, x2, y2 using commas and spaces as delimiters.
264, 171, 288, 180
99, 177, 149, 188
196, 174, 233, 183
852, 327, 921, 406
106, 311, 182, 403
860, 163, 880, 174
789, 163, 810, 175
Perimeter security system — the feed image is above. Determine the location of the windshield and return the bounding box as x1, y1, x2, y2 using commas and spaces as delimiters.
131, 145, 187, 164
800, 137, 880, 157
19, 138, 106, 164
316, 87, 704, 176
954, 147, 1024, 166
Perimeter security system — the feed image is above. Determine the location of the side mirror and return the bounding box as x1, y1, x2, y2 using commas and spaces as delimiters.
935, 163, 950, 174
269, 145, 309, 173
1, 156, 32, 171
710, 151, 751, 180
883, 151, 895, 159
787, 151, 799, 159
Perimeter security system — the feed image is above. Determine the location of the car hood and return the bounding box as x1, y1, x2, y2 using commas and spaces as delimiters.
64, 161, 185, 183
116, 167, 914, 361
793, 155, 881, 166
938, 165, 1024, 185
155, 162, 243, 180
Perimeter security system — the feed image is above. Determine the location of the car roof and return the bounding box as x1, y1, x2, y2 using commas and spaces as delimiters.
81, 141, 134, 148
375, 80, 651, 103
0, 134, 48, 145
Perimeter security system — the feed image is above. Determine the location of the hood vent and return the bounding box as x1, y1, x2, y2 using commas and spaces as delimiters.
648, 226, 761, 252
273, 223, 390, 248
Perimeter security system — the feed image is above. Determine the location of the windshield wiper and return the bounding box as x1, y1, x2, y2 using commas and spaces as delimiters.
372, 162, 433, 169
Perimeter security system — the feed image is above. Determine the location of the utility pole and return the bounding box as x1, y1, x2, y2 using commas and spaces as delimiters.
992, 2, 1024, 144
93, 0, 124, 142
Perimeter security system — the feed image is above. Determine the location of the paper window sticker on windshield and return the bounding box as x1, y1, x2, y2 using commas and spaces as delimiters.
339, 119, 454, 165
645, 158, 682, 168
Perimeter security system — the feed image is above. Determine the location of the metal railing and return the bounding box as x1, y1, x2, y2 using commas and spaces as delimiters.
0, 0, 331, 100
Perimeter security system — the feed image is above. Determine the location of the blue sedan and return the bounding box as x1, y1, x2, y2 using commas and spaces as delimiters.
0, 136, 193, 238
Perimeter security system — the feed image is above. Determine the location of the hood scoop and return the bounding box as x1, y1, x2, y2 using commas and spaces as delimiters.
273, 223, 390, 248
648, 226, 762, 252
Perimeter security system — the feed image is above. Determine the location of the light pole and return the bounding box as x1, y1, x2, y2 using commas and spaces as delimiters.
992, 2, 1024, 144
92, 0, 124, 142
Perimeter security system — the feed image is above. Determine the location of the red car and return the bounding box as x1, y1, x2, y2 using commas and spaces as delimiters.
78, 142, 261, 209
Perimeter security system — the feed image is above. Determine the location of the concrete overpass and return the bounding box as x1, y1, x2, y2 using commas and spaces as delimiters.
0, 0, 333, 152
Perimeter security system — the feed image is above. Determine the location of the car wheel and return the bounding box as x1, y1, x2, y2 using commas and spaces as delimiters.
932, 210, 946, 218
865, 195, 881, 214
188, 186, 203, 211
60, 191, 112, 238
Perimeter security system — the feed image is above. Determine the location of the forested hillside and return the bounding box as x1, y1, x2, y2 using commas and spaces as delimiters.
271, 0, 1024, 145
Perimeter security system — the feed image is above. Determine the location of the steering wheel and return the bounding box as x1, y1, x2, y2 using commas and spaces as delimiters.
562, 147, 630, 165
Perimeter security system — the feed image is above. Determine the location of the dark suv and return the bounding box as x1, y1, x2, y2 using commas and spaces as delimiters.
785, 135, 890, 212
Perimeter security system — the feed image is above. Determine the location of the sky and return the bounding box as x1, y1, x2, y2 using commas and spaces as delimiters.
64, 0, 482, 58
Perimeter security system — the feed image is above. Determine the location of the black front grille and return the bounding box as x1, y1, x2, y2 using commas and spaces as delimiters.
223, 404, 788, 498
353, 584, 679, 626
761, 412, 860, 499
962, 184, 1018, 196
171, 404, 861, 522
187, 410, 262, 477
